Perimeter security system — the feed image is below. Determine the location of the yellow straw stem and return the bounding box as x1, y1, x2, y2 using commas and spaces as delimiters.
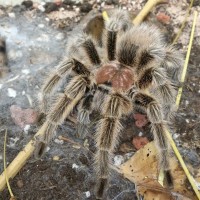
133, 0, 166, 25
176, 11, 198, 107
168, 11, 200, 199
165, 129, 200, 199
172, 0, 194, 45
0, 122, 48, 192
102, 11, 109, 21
3, 129, 14, 198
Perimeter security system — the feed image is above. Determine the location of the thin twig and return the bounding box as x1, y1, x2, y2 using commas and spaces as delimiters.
58, 135, 81, 146
0, 122, 48, 192
176, 10, 198, 107
4, 129, 15, 199
165, 11, 200, 200
133, 0, 167, 25
172, 0, 195, 44
58, 135, 95, 155
113, 189, 136, 200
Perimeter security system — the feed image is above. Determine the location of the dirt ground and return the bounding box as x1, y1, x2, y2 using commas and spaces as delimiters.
0, 0, 200, 200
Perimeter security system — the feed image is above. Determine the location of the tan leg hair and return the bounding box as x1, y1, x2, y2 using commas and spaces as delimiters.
42, 59, 74, 96
137, 67, 166, 90
162, 45, 183, 82
135, 64, 176, 120
135, 58, 176, 118
35, 75, 89, 158
77, 94, 94, 138
41, 59, 74, 112
41, 58, 91, 113
152, 81, 176, 120
133, 92, 173, 187
95, 93, 132, 199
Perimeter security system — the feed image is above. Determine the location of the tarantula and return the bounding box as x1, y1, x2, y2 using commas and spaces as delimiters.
36, 10, 183, 199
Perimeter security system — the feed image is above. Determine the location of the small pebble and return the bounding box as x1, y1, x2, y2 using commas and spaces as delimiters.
72, 144, 81, 149
54, 138, 64, 144
38, 24, 45, 28
22, 91, 25, 95
8, 13, 15, 18
9, 137, 20, 148
124, 152, 135, 160
74, 7, 80, 12
173, 133, 179, 139
11, 137, 20, 143
53, 155, 60, 161
37, 34, 49, 42
114, 155, 124, 166
38, 5, 45, 12
0, 84, 3, 89
8, 50, 23, 60
83, 139, 89, 148
46, 147, 50, 152
8, 88, 17, 98
84, 191, 91, 198
72, 163, 79, 169
185, 119, 189, 123
59, 7, 65, 11
138, 132, 143, 137
101, 2, 105, 7
55, 33, 65, 40
17, 180, 24, 188
24, 124, 30, 134
40, 2, 46, 6
0, 154, 2, 160
22, 69, 30, 74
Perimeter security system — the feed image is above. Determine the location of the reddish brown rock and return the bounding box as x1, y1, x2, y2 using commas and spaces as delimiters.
133, 113, 148, 128
17, 180, 24, 188
156, 12, 171, 24
10, 105, 39, 129
132, 136, 149, 150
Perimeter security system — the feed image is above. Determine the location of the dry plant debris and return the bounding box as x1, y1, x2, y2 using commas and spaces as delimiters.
120, 142, 200, 200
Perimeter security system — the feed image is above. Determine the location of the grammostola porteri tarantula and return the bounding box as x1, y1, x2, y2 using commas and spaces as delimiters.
36, 10, 183, 199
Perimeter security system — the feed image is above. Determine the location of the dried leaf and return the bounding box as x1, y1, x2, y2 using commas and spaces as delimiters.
120, 142, 199, 200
